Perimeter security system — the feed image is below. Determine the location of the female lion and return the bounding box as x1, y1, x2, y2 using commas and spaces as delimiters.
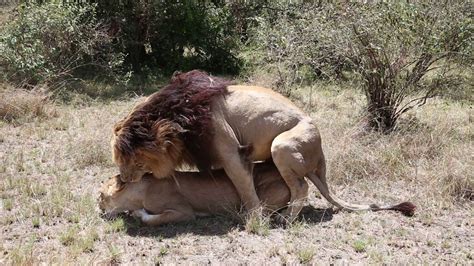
99, 162, 297, 225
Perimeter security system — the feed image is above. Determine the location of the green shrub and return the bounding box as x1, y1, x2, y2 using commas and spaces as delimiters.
0, 1, 242, 90
334, 2, 472, 131
0, 2, 126, 87
247, 2, 472, 131
93, 1, 241, 75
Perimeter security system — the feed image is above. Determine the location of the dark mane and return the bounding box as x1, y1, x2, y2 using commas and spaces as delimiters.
115, 70, 232, 170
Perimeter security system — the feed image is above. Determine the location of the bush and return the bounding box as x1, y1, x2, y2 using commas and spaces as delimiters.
335, 2, 472, 132
0, 2, 126, 88
93, 1, 241, 75
245, 2, 346, 94
248, 2, 472, 131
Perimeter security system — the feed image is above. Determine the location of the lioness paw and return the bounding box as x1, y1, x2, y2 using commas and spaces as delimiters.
132, 209, 148, 218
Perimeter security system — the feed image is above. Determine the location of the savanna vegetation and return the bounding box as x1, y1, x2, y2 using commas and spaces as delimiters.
1, 1, 472, 264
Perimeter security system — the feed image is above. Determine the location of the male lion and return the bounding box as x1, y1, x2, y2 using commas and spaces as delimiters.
99, 162, 415, 226
111, 70, 414, 221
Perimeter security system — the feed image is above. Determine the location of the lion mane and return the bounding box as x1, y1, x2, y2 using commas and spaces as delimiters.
113, 70, 231, 170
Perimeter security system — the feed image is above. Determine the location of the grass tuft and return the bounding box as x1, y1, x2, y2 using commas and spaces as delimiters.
7, 236, 37, 265
244, 211, 270, 236
108, 244, 121, 263
32, 216, 41, 228
288, 220, 309, 237
159, 246, 169, 257
297, 247, 315, 264
3, 198, 13, 211
441, 173, 473, 201
353, 239, 368, 253
0, 87, 55, 123
106, 218, 126, 234
59, 226, 79, 246
73, 138, 112, 168
76, 231, 99, 253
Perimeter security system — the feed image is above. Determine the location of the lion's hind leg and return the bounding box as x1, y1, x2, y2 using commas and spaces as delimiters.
271, 132, 310, 223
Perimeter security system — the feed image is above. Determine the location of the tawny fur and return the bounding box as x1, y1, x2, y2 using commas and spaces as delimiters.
99, 163, 296, 226
98, 162, 416, 226
112, 70, 229, 176
111, 70, 416, 222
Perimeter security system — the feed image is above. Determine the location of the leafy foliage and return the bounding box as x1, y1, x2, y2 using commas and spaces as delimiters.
93, 0, 241, 75
0, 2, 125, 88
0, 1, 242, 89
246, 2, 343, 93
248, 2, 472, 131
336, 2, 472, 131
0, 1, 471, 128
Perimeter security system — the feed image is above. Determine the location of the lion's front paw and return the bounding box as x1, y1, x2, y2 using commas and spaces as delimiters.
274, 212, 290, 226
274, 208, 298, 226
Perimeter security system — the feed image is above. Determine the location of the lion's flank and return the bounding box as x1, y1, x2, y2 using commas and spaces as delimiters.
114, 70, 231, 170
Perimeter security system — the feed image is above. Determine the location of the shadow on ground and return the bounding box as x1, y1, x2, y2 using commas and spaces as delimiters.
298, 205, 334, 224
122, 205, 335, 239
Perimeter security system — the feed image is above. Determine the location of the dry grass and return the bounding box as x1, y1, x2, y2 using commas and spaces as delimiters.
0, 82, 472, 264
293, 84, 473, 206
296, 246, 315, 263
244, 211, 271, 236
0, 85, 56, 123
0, 3, 14, 26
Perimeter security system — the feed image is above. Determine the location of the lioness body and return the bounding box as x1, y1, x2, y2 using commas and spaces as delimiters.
99, 163, 296, 226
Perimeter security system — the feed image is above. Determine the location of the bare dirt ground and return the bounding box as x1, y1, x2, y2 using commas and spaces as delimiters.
0, 85, 472, 264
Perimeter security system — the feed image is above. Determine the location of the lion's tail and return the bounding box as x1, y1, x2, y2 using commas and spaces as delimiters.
306, 171, 416, 217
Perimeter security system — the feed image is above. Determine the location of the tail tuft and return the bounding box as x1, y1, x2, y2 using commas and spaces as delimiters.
389, 201, 416, 216
369, 203, 380, 210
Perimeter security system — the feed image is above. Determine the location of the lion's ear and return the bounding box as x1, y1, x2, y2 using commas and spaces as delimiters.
113, 120, 124, 136
150, 120, 186, 150
171, 71, 183, 82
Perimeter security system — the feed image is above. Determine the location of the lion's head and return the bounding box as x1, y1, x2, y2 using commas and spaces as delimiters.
111, 119, 185, 182
98, 174, 150, 217
98, 175, 127, 217
111, 70, 230, 183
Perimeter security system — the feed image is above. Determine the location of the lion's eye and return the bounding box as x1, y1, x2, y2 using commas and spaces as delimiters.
135, 163, 144, 169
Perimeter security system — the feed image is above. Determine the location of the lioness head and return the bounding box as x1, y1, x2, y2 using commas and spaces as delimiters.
98, 175, 145, 217
111, 119, 185, 182
98, 175, 127, 217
